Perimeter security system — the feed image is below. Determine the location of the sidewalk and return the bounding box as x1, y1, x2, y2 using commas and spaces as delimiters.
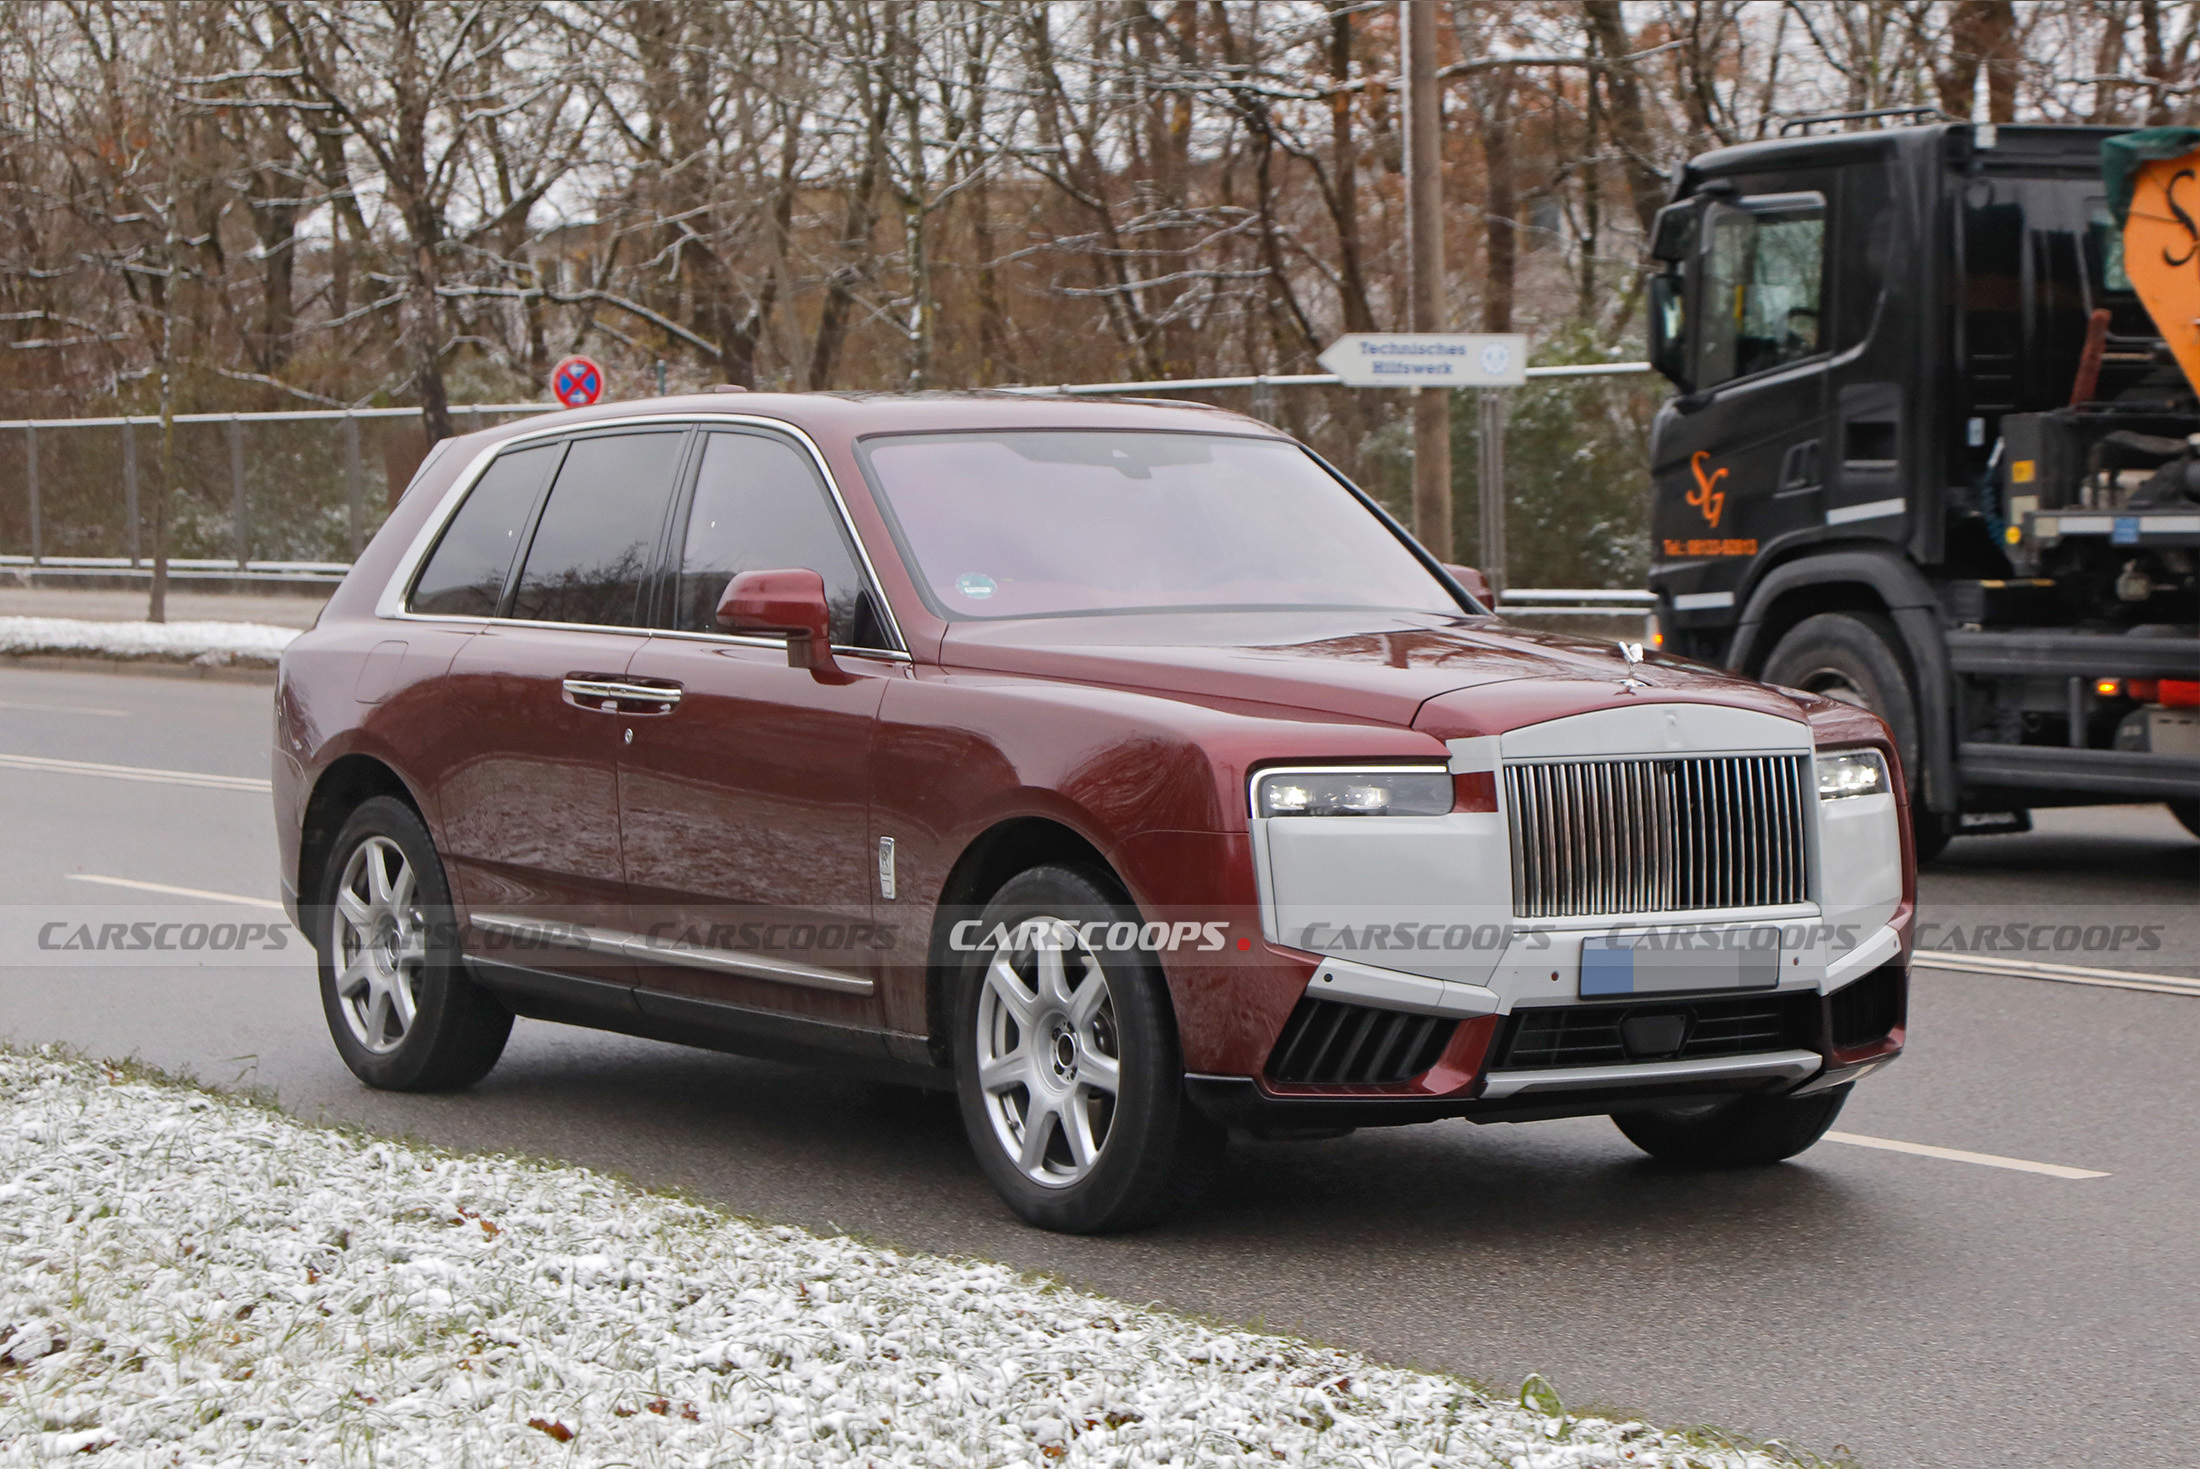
0, 584, 330, 630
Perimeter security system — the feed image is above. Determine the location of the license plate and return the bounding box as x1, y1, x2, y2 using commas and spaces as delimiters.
1580, 927, 1782, 998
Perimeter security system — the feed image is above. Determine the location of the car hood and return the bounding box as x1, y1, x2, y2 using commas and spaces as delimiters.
936, 610, 1804, 732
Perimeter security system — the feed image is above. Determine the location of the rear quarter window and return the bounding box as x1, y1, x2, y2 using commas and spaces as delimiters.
408, 443, 561, 617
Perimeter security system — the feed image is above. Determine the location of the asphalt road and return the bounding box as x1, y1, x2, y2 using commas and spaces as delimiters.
1, 663, 2195, 1469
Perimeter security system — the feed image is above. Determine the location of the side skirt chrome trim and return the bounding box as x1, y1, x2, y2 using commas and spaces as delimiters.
1478, 1048, 1821, 1100
470, 912, 876, 997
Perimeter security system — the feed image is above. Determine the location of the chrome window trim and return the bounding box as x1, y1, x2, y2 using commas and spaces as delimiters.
1245, 763, 1453, 822
375, 412, 909, 657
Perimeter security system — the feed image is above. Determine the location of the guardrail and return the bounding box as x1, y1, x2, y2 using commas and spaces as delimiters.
997, 362, 1653, 395
1, 554, 350, 586
2, 364, 1662, 607
1497, 588, 1657, 614
1, 552, 1657, 628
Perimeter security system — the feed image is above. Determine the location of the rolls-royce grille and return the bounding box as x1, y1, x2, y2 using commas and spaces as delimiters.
1266, 998, 1457, 1087
1504, 754, 1811, 917
1494, 992, 1818, 1070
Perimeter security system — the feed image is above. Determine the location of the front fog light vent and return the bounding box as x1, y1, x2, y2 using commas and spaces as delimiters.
1266, 998, 1457, 1086
1254, 767, 1452, 818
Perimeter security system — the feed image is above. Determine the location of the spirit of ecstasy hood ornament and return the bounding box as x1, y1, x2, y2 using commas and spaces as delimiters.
1615, 640, 1653, 694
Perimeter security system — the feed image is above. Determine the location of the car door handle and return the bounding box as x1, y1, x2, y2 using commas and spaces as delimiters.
561, 675, 683, 714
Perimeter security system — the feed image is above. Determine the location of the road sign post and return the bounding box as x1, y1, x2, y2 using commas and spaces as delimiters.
1316, 332, 1528, 588
551, 355, 604, 409
1313, 333, 1529, 388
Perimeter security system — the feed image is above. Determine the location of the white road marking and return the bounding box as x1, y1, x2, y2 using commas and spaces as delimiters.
0, 699, 128, 717
0, 751, 270, 792
67, 874, 287, 912
1914, 952, 2200, 998
1824, 1130, 2108, 1180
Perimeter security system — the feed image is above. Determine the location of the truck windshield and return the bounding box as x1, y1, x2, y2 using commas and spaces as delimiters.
856, 430, 1466, 621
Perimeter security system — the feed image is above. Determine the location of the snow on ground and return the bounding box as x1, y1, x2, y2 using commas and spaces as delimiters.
0, 1050, 1812, 1468
0, 617, 297, 666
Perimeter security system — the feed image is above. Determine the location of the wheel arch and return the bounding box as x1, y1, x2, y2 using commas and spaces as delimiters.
922, 815, 1130, 1068
297, 754, 427, 931
1730, 545, 1956, 813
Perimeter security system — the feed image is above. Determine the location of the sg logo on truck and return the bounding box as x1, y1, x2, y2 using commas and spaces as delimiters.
1687, 450, 1729, 528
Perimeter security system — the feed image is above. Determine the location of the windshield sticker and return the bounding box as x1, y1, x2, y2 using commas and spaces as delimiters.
955, 572, 998, 600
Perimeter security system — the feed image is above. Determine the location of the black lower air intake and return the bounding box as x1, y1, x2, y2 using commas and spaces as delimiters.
1266, 998, 1457, 1086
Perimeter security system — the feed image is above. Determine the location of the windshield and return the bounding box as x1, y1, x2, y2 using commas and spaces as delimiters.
857, 430, 1467, 621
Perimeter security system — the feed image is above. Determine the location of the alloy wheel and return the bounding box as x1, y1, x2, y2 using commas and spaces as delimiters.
974, 918, 1122, 1189
329, 835, 428, 1055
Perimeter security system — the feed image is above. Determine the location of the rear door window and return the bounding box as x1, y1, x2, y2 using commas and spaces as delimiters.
1699, 192, 1826, 387
508, 431, 688, 627
408, 443, 561, 616
667, 430, 886, 647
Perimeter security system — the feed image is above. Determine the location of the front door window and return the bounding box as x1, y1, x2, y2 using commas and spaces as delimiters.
1699, 193, 1826, 388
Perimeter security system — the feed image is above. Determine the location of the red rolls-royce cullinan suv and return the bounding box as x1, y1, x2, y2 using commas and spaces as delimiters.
274, 392, 1912, 1233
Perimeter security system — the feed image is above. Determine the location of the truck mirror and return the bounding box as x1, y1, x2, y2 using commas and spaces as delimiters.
1648, 271, 1692, 390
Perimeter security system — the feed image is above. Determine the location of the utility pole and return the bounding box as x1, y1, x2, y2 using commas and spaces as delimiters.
1401, 0, 1451, 559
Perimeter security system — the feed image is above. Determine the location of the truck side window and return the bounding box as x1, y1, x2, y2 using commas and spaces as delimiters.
1698, 193, 1825, 387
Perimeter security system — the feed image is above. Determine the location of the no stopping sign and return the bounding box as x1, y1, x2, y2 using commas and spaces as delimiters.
551, 355, 604, 408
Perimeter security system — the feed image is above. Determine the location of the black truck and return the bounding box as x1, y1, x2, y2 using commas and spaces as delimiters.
1643, 120, 2199, 856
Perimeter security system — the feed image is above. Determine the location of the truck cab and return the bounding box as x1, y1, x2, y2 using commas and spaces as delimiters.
1646, 121, 2199, 855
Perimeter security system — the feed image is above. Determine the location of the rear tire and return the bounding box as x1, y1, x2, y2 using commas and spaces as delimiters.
315, 796, 511, 1092
951, 864, 1222, 1234
1761, 611, 1951, 860
2170, 799, 2200, 840
1613, 1084, 1850, 1167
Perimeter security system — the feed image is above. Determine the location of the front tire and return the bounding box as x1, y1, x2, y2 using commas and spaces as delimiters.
1613, 1084, 1850, 1167
1761, 611, 1952, 860
952, 865, 1220, 1233
315, 796, 511, 1092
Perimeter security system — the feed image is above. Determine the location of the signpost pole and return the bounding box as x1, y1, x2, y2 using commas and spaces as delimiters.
1402, 0, 1450, 558
1477, 388, 1508, 595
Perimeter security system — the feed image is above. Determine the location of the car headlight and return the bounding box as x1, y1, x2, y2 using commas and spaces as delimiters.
1816, 748, 1890, 800
1253, 766, 1453, 818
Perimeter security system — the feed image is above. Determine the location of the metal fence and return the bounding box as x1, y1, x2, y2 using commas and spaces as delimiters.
0, 403, 556, 573
0, 364, 1658, 625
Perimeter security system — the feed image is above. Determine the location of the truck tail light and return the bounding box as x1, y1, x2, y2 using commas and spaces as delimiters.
2162, 680, 2200, 708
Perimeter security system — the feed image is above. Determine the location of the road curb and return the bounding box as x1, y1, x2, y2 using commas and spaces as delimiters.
0, 653, 277, 685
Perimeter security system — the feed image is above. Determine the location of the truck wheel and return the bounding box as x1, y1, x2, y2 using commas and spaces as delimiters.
1761, 611, 1952, 860
951, 865, 1222, 1234
316, 797, 512, 1092
1613, 1085, 1850, 1167
2170, 799, 2200, 840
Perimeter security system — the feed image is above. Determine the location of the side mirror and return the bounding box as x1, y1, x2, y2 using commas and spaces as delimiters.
1648, 271, 1692, 391
715, 569, 849, 681
1442, 564, 1495, 606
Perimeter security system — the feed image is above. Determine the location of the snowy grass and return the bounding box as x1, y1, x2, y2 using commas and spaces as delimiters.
0, 1048, 1833, 1467
0, 617, 297, 666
